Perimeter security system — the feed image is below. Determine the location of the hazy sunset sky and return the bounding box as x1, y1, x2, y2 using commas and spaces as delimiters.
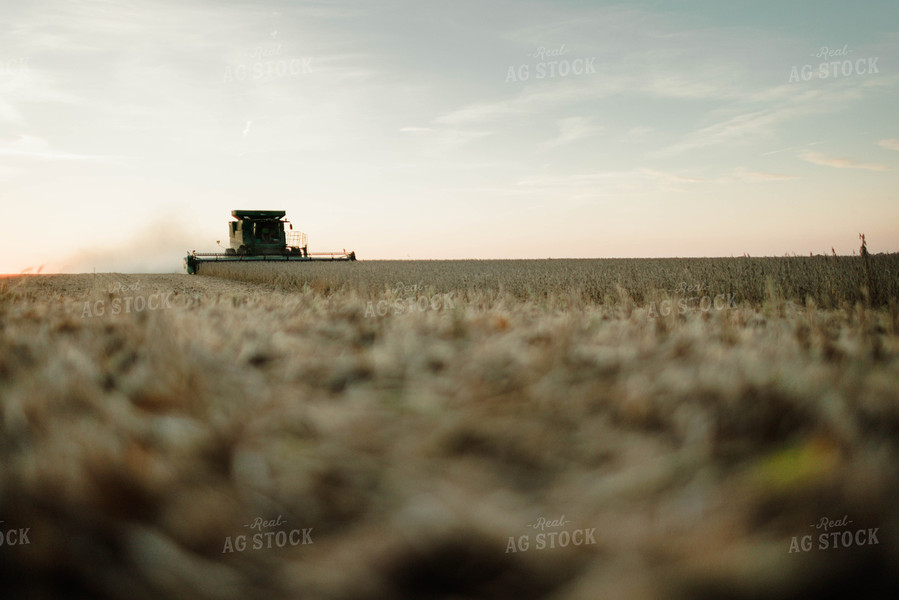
1, 0, 897, 272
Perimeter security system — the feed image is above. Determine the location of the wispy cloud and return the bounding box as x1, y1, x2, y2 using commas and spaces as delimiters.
652, 95, 822, 158
728, 167, 795, 182
515, 165, 793, 194
399, 125, 493, 155
651, 78, 881, 157
0, 135, 124, 164
760, 142, 822, 156
878, 138, 899, 151
433, 87, 569, 126
542, 116, 603, 148
799, 150, 888, 171
517, 167, 711, 194
626, 126, 655, 140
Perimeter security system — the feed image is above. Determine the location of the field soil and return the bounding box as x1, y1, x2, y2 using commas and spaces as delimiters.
1, 259, 898, 599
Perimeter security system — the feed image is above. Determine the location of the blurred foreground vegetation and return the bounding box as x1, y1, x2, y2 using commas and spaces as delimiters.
0, 257, 897, 599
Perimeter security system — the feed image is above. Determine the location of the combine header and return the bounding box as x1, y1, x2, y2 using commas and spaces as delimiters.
184, 210, 356, 274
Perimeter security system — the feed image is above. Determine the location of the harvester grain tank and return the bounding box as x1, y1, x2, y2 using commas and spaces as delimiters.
185, 210, 355, 274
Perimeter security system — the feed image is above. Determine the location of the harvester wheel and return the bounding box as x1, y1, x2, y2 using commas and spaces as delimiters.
225, 248, 236, 256
237, 245, 248, 255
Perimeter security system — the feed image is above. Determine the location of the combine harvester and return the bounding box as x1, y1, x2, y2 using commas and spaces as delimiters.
184, 210, 356, 274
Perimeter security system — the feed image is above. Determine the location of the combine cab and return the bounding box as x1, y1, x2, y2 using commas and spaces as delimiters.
185, 210, 355, 274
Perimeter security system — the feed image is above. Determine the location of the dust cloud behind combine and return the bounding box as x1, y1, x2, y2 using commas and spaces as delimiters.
51, 215, 212, 275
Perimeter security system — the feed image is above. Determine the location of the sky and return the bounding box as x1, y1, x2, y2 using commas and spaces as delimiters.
1, 0, 897, 273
